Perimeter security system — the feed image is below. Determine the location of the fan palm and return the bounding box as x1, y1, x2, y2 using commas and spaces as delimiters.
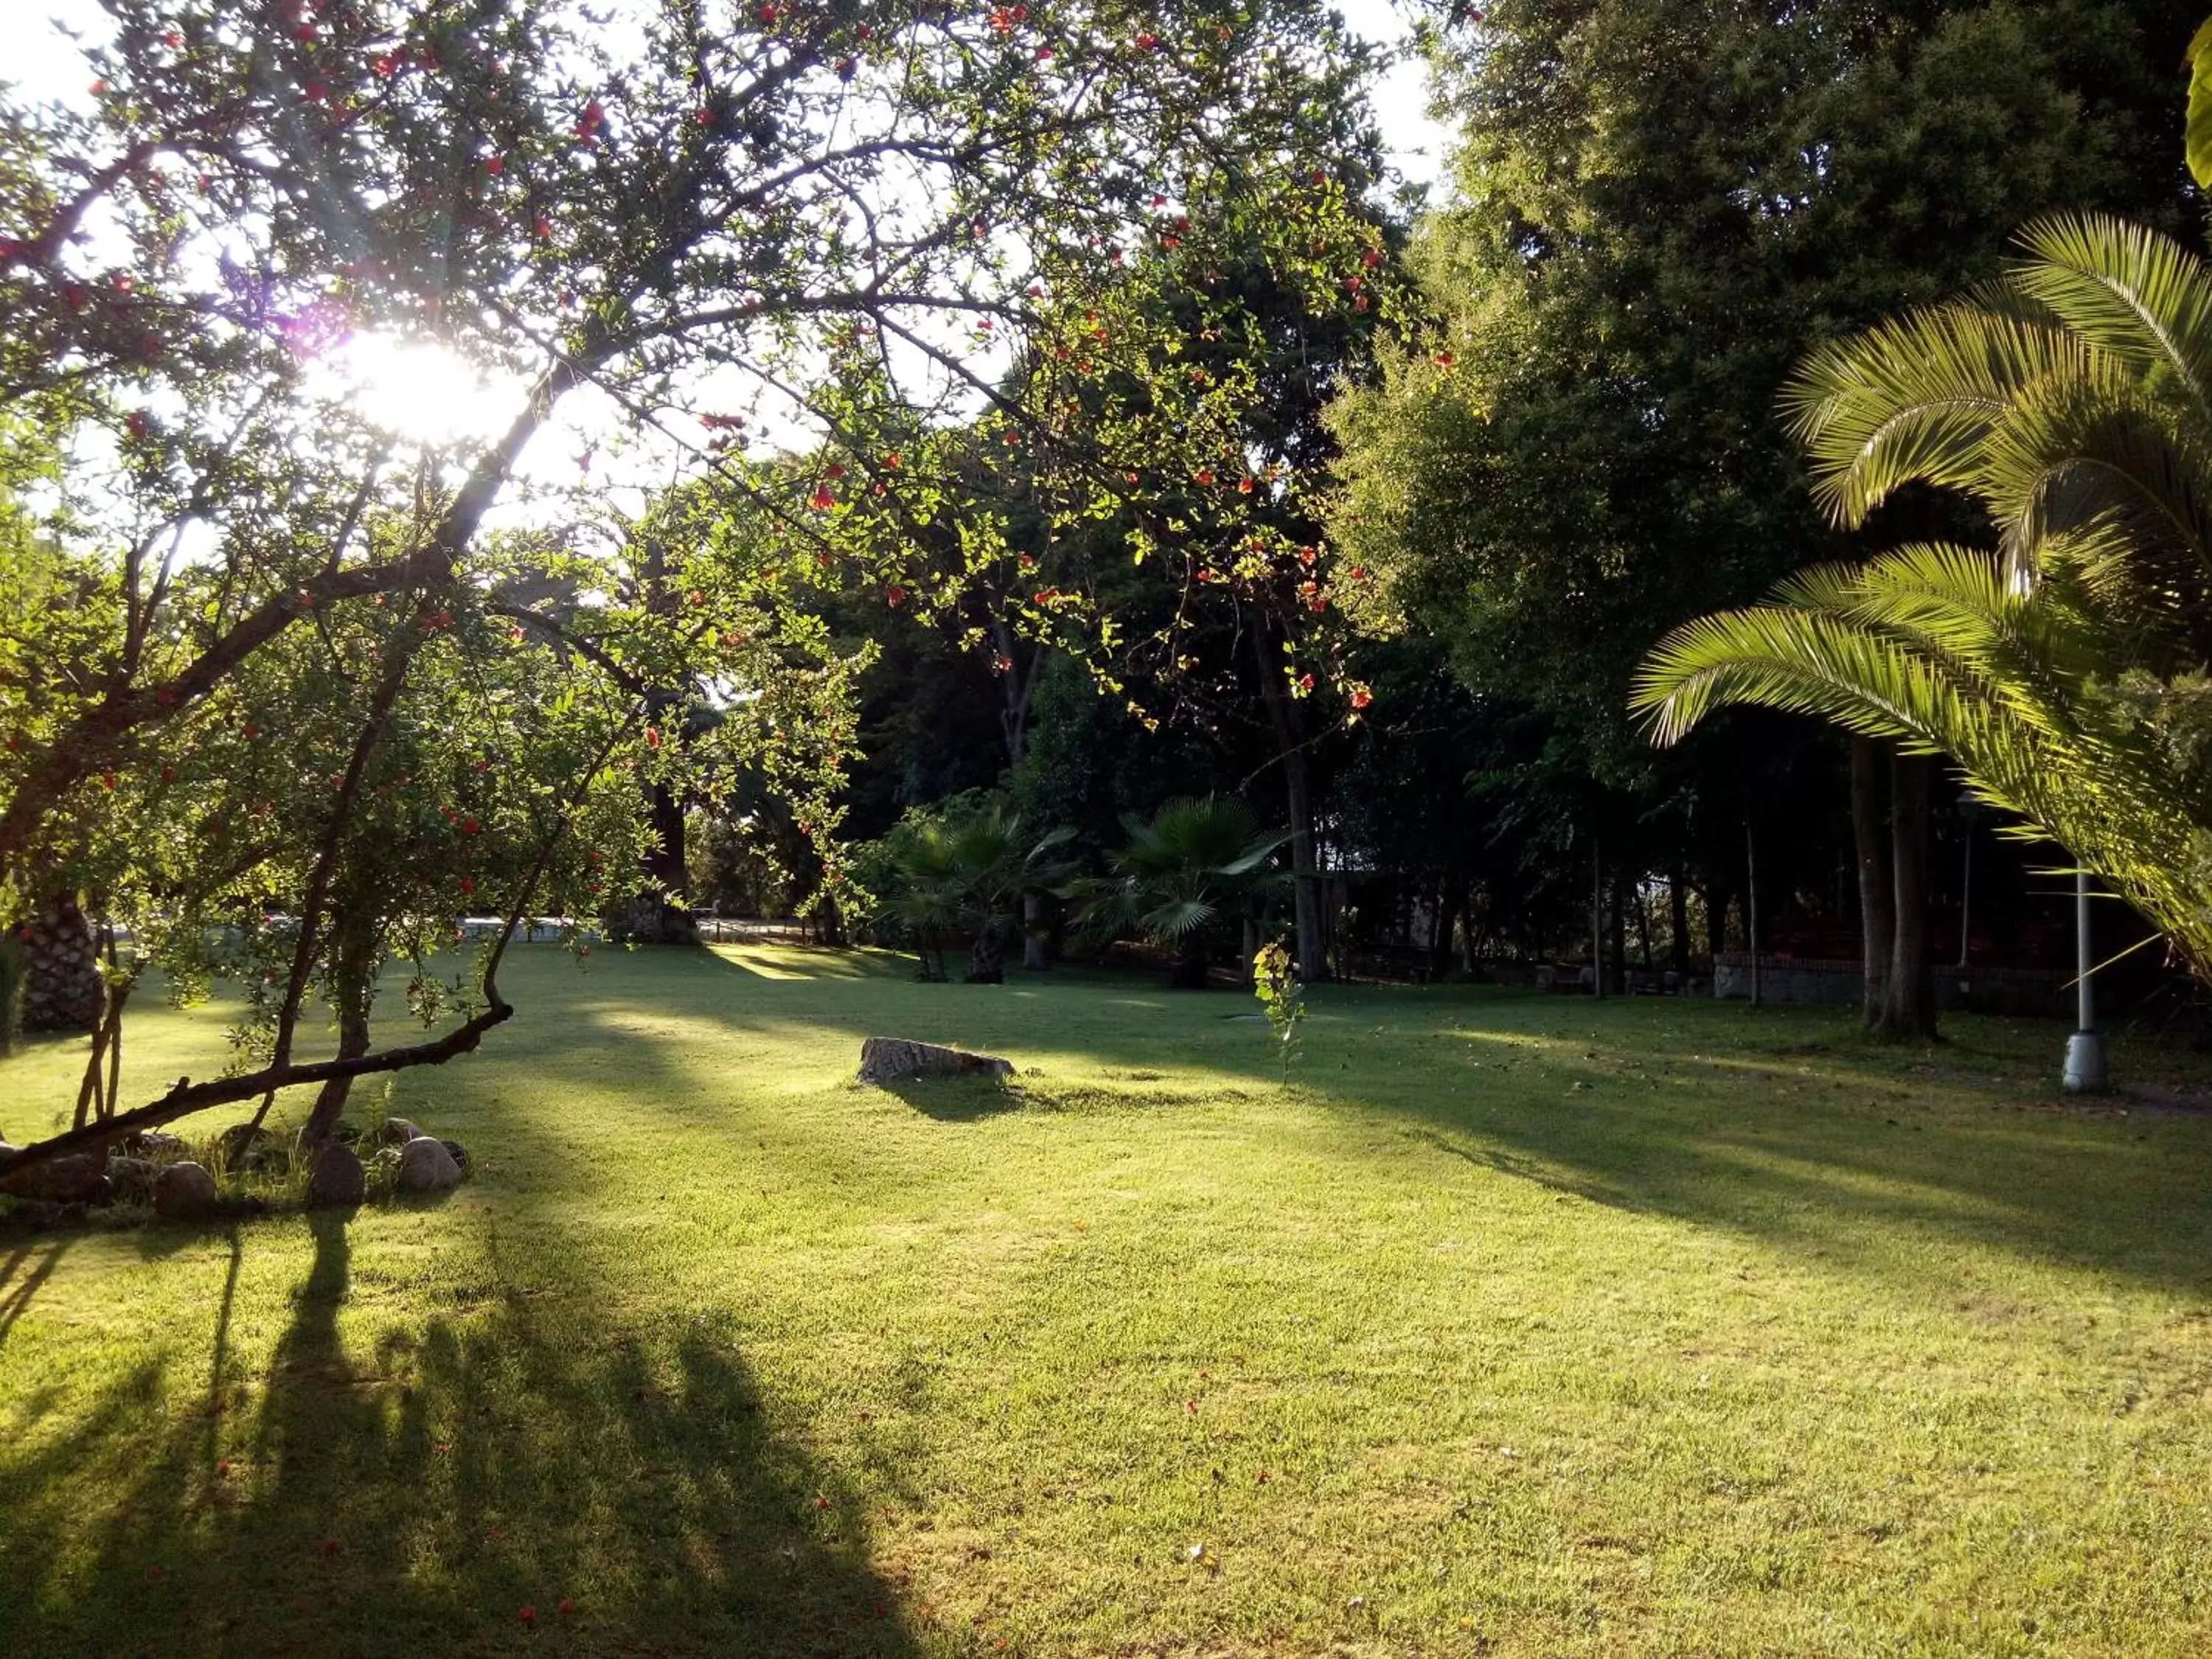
1084, 796, 1288, 988
882, 802, 1075, 983
1635, 214, 2212, 973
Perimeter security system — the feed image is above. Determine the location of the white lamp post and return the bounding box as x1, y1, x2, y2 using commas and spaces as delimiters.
2063, 866, 2107, 1093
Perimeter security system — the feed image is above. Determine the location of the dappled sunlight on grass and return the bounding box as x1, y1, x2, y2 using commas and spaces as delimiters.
7, 948, 2212, 1654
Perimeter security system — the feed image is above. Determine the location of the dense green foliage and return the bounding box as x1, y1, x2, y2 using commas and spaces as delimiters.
1638, 215, 2212, 977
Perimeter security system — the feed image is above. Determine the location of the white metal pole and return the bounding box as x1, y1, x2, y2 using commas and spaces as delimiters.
2064, 866, 2107, 1093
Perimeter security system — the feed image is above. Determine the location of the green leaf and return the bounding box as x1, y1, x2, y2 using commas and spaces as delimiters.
2190, 17, 2212, 189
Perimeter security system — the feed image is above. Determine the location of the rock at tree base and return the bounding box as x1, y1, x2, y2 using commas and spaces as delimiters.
153, 1161, 219, 1220
219, 1123, 286, 1173
396, 1136, 462, 1192
105, 1155, 157, 1203
0, 1152, 108, 1206
308, 1143, 366, 1208
857, 1037, 1015, 1085
124, 1129, 185, 1158
378, 1118, 425, 1147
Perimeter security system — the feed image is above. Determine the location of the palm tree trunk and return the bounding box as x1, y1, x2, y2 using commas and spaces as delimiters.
966, 928, 1005, 984
19, 894, 103, 1032
1851, 737, 1895, 1032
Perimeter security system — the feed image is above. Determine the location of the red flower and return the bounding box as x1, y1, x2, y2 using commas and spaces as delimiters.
887, 585, 907, 607
825, 462, 847, 480
243, 722, 260, 740
809, 484, 837, 511
462, 818, 480, 834
125, 411, 148, 439
484, 154, 504, 175
557, 1598, 575, 1615
460, 877, 475, 896
1362, 248, 1382, 269
533, 213, 552, 238
373, 54, 397, 77
883, 451, 901, 469
1193, 468, 1215, 486
1237, 476, 1254, 494
518, 1605, 538, 1627
1134, 31, 1158, 49
1350, 686, 1373, 709
1349, 564, 1369, 580
645, 726, 663, 749
1297, 672, 1315, 692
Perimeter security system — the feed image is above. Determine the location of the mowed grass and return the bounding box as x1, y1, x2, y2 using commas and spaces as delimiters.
5, 947, 2212, 1658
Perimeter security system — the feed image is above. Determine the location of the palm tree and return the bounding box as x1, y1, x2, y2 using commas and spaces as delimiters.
881, 801, 1075, 983
1084, 796, 1288, 988
1635, 215, 2212, 978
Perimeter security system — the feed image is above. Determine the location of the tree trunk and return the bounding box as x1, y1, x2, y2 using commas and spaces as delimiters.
1884, 752, 1938, 1039
298, 908, 380, 1154
1609, 867, 1630, 994
1669, 867, 1691, 976
18, 894, 103, 1032
622, 778, 698, 944
1590, 838, 1605, 998
1431, 875, 1464, 981
1252, 621, 1327, 981
1851, 737, 1895, 1032
1704, 879, 1730, 959
1022, 893, 1049, 970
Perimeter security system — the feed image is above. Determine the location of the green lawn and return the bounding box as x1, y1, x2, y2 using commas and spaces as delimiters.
4, 946, 2212, 1658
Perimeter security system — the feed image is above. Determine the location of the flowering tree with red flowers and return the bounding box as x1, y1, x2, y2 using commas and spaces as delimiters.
0, 0, 1382, 1186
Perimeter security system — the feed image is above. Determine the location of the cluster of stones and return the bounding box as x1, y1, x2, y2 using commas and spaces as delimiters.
0, 1116, 470, 1222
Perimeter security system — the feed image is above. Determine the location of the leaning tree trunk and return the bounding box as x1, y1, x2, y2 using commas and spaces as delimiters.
1883, 752, 1938, 1040
1851, 737, 1896, 1033
18, 894, 104, 1032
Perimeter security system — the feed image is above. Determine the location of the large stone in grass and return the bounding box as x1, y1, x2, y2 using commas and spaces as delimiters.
396, 1135, 462, 1193
307, 1142, 366, 1208
856, 1037, 1015, 1085
123, 1129, 185, 1158
153, 1161, 220, 1220
438, 1139, 471, 1179
0, 1152, 108, 1206
378, 1117, 425, 1147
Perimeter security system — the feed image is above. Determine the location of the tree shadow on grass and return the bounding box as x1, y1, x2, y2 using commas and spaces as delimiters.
863, 1074, 1025, 1123
0, 1238, 69, 1354
0, 1208, 919, 1659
